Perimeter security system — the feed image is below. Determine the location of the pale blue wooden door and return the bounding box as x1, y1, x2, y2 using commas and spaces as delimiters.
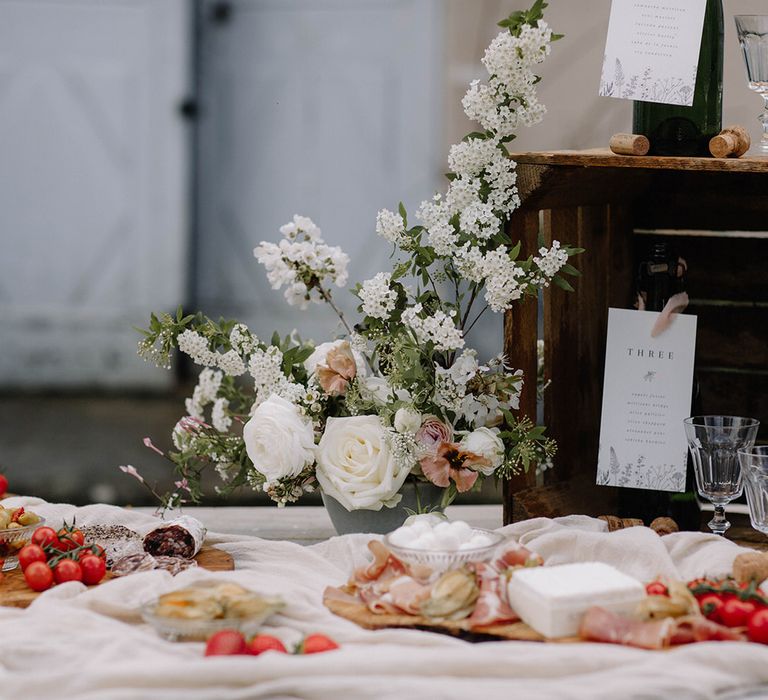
0, 0, 189, 388
195, 0, 443, 343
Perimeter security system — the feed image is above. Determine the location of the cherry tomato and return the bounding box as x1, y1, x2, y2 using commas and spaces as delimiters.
204, 630, 248, 656
249, 635, 287, 655
18, 544, 47, 571
53, 559, 83, 584
699, 594, 725, 622
56, 528, 82, 552
720, 598, 757, 628
31, 527, 60, 550
24, 561, 54, 592
645, 581, 668, 597
748, 609, 768, 644
300, 634, 339, 654
0, 474, 8, 497
79, 555, 106, 585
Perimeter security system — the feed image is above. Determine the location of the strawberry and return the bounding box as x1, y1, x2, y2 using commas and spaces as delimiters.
300, 634, 339, 654
249, 635, 287, 655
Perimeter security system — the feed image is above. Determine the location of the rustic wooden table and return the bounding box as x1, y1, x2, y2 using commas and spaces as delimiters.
502, 148, 768, 524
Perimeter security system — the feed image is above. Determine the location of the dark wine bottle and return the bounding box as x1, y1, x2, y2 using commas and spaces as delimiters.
632, 0, 723, 156
618, 242, 698, 526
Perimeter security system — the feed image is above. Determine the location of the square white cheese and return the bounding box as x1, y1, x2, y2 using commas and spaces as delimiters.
507, 562, 645, 639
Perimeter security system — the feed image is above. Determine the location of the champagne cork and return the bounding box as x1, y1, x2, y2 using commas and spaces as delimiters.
609, 133, 651, 156
709, 125, 751, 158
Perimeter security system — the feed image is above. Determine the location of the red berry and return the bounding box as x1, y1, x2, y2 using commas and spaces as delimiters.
249, 635, 287, 655
748, 609, 768, 644
301, 634, 339, 654
0, 474, 8, 497
205, 630, 248, 656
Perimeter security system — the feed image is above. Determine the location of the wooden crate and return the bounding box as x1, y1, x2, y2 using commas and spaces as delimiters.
502, 149, 768, 524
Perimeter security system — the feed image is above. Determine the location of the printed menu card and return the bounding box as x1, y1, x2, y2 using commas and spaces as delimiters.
596, 308, 697, 492
599, 0, 707, 105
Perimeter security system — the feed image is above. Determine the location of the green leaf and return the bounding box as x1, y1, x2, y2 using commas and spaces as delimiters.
271, 331, 281, 347
509, 240, 522, 260
551, 32, 565, 41
462, 131, 488, 142
552, 275, 575, 292
398, 201, 408, 227
561, 263, 581, 277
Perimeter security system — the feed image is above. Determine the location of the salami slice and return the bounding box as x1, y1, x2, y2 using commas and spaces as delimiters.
143, 516, 206, 559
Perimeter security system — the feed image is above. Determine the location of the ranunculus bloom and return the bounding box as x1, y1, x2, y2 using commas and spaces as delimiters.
315, 415, 410, 511
394, 407, 422, 434
415, 416, 453, 456
316, 342, 357, 396
420, 442, 491, 492
459, 427, 504, 472
243, 395, 315, 481
305, 340, 366, 397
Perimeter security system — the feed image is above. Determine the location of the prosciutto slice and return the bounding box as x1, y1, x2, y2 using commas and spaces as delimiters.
353, 541, 408, 584
491, 541, 543, 572
580, 607, 746, 649
468, 562, 520, 627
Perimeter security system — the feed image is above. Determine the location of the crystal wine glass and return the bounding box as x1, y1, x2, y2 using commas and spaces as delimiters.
683, 416, 760, 536
739, 446, 768, 536
735, 16, 768, 153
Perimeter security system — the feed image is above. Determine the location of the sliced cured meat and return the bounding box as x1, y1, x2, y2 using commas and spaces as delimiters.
491, 541, 543, 572
580, 607, 675, 649
111, 552, 158, 577
669, 616, 746, 644
580, 607, 745, 648
387, 576, 433, 615
153, 555, 198, 576
143, 516, 206, 559
467, 562, 520, 627
353, 541, 408, 584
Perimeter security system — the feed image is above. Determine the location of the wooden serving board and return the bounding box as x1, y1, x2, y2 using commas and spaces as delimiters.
324, 591, 577, 644
0, 545, 234, 609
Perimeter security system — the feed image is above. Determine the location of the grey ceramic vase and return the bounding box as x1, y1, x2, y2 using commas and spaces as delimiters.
321, 481, 445, 535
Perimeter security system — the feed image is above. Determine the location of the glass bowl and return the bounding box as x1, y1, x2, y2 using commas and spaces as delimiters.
384, 528, 506, 570
0, 518, 46, 571
141, 582, 285, 642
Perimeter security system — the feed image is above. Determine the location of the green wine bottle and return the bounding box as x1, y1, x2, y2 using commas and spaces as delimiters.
633, 0, 723, 156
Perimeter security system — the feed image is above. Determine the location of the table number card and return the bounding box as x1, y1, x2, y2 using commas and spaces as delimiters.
596, 308, 697, 493
599, 0, 707, 105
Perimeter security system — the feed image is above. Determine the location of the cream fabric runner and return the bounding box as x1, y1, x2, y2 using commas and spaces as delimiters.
1, 497, 768, 700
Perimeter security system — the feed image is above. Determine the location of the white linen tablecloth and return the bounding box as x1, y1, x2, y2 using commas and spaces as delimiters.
1, 496, 768, 700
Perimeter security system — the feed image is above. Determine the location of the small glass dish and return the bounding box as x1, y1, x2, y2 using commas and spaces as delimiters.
141, 581, 285, 642
0, 518, 46, 571
384, 528, 505, 570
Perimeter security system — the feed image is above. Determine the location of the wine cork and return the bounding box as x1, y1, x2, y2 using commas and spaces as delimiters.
709, 125, 751, 158
609, 133, 651, 156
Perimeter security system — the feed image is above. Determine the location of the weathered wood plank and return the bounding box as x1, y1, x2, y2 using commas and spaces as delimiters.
691, 304, 768, 370
543, 208, 581, 484
698, 370, 768, 441
503, 209, 540, 525
512, 148, 768, 173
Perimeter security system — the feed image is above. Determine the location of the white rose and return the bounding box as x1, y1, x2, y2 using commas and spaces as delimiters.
304, 339, 367, 378
316, 415, 411, 511
243, 395, 315, 481
460, 427, 505, 473
394, 407, 422, 434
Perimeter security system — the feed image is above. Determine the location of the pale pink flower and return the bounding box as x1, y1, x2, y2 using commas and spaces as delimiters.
316, 341, 357, 396
119, 465, 145, 484
415, 415, 454, 456
419, 442, 490, 493
174, 478, 190, 493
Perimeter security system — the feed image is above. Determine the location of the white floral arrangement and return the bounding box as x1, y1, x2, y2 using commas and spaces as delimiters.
125, 1, 580, 512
